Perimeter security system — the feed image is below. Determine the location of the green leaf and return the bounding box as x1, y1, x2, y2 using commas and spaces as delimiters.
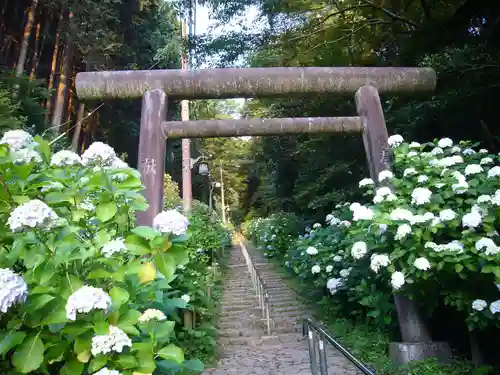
116, 354, 138, 369
154, 321, 175, 341
93, 321, 110, 335
455, 264, 464, 273
12, 334, 44, 373
157, 344, 184, 363
88, 355, 107, 373
136, 352, 156, 373
28, 294, 55, 310
132, 226, 160, 239
118, 309, 141, 326
60, 359, 84, 375
154, 253, 176, 282
41, 303, 68, 325
183, 359, 205, 372
96, 201, 117, 222
0, 331, 26, 356
110, 286, 130, 309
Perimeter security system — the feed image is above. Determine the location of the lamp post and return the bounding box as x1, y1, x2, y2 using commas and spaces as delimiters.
209, 181, 221, 211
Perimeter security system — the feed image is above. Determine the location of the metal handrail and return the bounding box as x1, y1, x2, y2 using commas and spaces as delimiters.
237, 235, 272, 336
303, 317, 377, 375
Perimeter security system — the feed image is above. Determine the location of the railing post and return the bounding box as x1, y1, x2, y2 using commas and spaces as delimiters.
136, 89, 167, 226
307, 328, 318, 375
318, 336, 328, 375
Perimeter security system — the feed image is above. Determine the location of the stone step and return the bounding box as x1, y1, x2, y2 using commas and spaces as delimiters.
218, 336, 262, 346
218, 328, 258, 338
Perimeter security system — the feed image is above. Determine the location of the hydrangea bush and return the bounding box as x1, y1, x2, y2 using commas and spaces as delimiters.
0, 130, 203, 374
247, 135, 500, 332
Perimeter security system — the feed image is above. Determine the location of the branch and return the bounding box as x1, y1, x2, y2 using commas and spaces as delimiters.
359, 0, 419, 28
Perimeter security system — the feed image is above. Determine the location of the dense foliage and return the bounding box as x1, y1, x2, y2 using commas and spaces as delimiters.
0, 129, 219, 374
245, 134, 500, 371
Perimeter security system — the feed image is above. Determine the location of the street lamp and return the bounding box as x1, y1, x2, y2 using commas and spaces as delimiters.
190, 154, 211, 176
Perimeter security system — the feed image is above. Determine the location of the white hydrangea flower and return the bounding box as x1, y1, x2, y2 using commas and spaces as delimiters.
409, 142, 421, 148
414, 257, 431, 271
390, 208, 414, 221
325, 214, 334, 222
311, 265, 321, 274
326, 278, 343, 295
50, 150, 82, 166
388, 134, 404, 147
153, 210, 189, 236
351, 241, 368, 259
391, 271, 405, 290
139, 308, 167, 323
7, 199, 59, 232
472, 299, 487, 311
0, 130, 35, 151
340, 220, 351, 227
41, 181, 64, 193
325, 265, 333, 273
464, 164, 483, 176
101, 238, 127, 258
313, 223, 321, 229
378, 170, 393, 182
349, 202, 361, 211
370, 254, 390, 273
81, 142, 117, 167
91, 326, 132, 356
66, 286, 112, 321
493, 190, 500, 206
359, 178, 374, 188
109, 157, 129, 169
463, 148, 476, 156
78, 199, 95, 212
451, 146, 461, 153
417, 175, 428, 183
306, 246, 318, 255
475, 237, 500, 256
452, 181, 468, 194
480, 157, 494, 165
0, 269, 28, 313
490, 300, 500, 314
443, 241, 464, 253
181, 294, 190, 303
339, 268, 351, 278
11, 148, 41, 164
437, 155, 463, 168
439, 209, 456, 222
395, 224, 411, 240
487, 166, 500, 178
352, 206, 374, 221
373, 186, 397, 203
410, 212, 434, 225
332, 255, 343, 262
411, 187, 432, 205
407, 151, 418, 158
94, 368, 123, 375
430, 147, 444, 156
437, 138, 453, 148
462, 211, 482, 229
403, 168, 417, 177
477, 195, 492, 204
479, 148, 488, 154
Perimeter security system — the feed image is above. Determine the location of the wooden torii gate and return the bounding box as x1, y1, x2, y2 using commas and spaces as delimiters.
75, 66, 450, 365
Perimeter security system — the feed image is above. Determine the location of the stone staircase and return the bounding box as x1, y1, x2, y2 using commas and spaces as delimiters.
202, 240, 362, 375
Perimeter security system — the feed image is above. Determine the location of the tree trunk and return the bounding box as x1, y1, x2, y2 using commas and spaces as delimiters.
44, 11, 63, 124
16, 0, 38, 77
71, 102, 85, 151
51, 11, 74, 135
29, 20, 42, 80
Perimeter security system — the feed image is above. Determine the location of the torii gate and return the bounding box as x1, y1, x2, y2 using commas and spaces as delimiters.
75, 66, 450, 365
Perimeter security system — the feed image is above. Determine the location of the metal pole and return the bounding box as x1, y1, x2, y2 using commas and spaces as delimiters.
308, 329, 318, 375
209, 184, 213, 211
181, 20, 192, 213
220, 161, 226, 223
319, 337, 328, 375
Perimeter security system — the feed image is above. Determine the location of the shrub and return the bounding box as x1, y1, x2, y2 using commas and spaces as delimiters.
0, 130, 203, 374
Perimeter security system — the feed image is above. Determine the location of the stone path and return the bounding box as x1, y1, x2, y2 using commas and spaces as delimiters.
202, 239, 363, 375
